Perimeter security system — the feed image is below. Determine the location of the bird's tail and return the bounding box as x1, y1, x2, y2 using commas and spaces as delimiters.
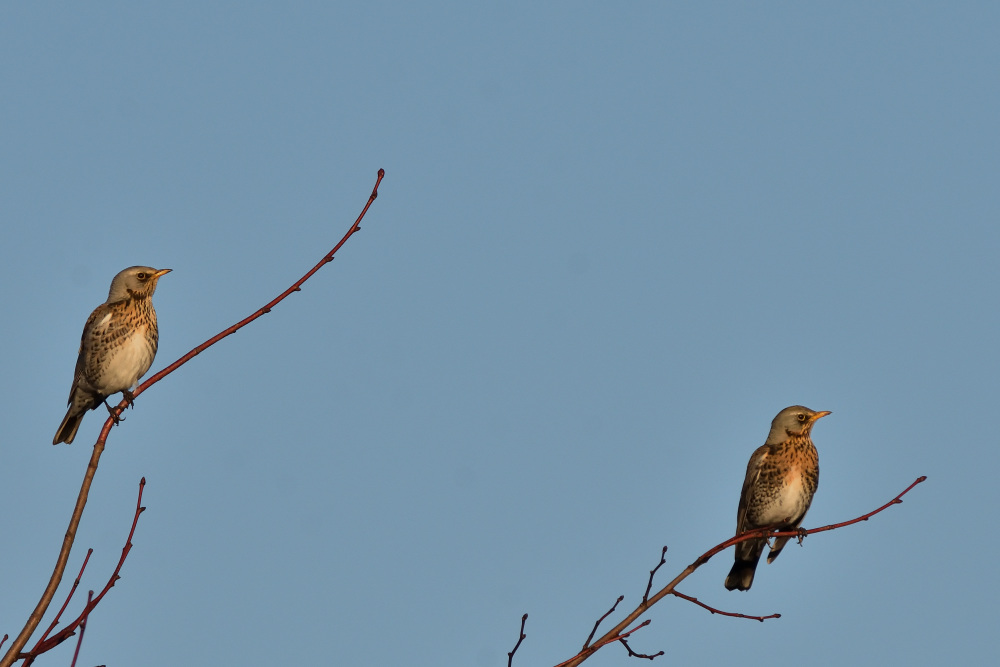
725, 539, 765, 591
766, 536, 792, 564
53, 409, 83, 445
725, 558, 760, 591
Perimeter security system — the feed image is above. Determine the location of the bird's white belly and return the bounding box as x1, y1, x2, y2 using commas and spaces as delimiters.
94, 329, 154, 394
757, 475, 808, 526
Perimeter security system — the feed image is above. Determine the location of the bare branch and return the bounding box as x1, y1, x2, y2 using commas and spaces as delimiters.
507, 614, 528, 667
554, 620, 655, 667
68, 591, 93, 667
669, 590, 779, 622
20, 478, 147, 663
583, 596, 623, 650
643, 547, 668, 604
619, 636, 664, 661
34, 549, 93, 649
552, 476, 927, 667
0, 168, 386, 667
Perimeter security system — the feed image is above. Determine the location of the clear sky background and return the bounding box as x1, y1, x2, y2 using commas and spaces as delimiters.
1, 3, 996, 666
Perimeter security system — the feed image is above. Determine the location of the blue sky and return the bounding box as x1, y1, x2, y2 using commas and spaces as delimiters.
1, 3, 997, 666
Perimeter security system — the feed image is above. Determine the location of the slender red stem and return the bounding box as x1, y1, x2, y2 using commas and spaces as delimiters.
36, 550, 93, 645
68, 591, 93, 667
669, 590, 780, 622
128, 168, 384, 408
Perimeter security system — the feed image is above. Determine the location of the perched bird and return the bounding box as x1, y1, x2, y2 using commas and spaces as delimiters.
53, 266, 171, 445
724, 405, 830, 591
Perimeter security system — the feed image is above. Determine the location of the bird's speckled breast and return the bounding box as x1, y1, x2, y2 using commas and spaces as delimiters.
747, 435, 819, 528
84, 296, 159, 395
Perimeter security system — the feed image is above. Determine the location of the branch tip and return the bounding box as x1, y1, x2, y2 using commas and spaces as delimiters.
583, 596, 625, 650
507, 613, 528, 667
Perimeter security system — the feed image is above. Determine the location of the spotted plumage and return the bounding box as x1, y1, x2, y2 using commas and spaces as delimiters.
724, 405, 829, 591
53, 266, 171, 445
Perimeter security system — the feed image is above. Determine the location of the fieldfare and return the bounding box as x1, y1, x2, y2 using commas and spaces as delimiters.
724, 405, 830, 591
53, 266, 171, 445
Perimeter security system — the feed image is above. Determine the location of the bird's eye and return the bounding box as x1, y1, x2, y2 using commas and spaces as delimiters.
797, 413, 807, 422
137, 272, 147, 280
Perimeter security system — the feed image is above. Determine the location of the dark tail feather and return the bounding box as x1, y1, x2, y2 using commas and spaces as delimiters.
766, 535, 792, 564
53, 410, 83, 445
725, 555, 762, 591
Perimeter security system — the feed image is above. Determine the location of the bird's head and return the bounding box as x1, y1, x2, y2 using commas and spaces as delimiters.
766, 405, 831, 443
107, 266, 172, 301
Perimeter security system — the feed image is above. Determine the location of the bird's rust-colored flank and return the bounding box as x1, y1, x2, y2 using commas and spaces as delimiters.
725, 406, 829, 591
53, 266, 170, 445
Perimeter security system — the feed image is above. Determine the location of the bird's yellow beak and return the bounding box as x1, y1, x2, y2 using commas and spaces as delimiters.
153, 268, 172, 278
809, 410, 832, 422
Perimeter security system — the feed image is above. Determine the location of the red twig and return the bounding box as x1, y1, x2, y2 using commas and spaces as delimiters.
33, 549, 93, 649
129, 168, 384, 408
68, 591, 93, 667
507, 614, 528, 667
669, 590, 780, 622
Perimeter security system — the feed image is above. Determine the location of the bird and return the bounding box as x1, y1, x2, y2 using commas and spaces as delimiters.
53, 266, 171, 445
724, 405, 830, 591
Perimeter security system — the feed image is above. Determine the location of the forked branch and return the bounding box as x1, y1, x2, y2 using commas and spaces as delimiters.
20, 478, 147, 665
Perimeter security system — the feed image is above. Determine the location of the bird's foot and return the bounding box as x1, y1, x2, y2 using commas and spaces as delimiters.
103, 399, 126, 425
122, 389, 136, 409
795, 527, 808, 546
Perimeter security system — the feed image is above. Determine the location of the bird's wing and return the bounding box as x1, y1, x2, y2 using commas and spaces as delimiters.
73, 305, 115, 385
735, 444, 770, 533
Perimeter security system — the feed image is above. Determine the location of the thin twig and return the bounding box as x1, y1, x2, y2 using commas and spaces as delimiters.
507, 614, 528, 667
643, 547, 667, 604
554, 620, 654, 667
35, 550, 93, 646
22, 549, 94, 667
582, 596, 623, 650
669, 590, 779, 622
68, 590, 93, 667
619, 636, 664, 661
0, 169, 386, 667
